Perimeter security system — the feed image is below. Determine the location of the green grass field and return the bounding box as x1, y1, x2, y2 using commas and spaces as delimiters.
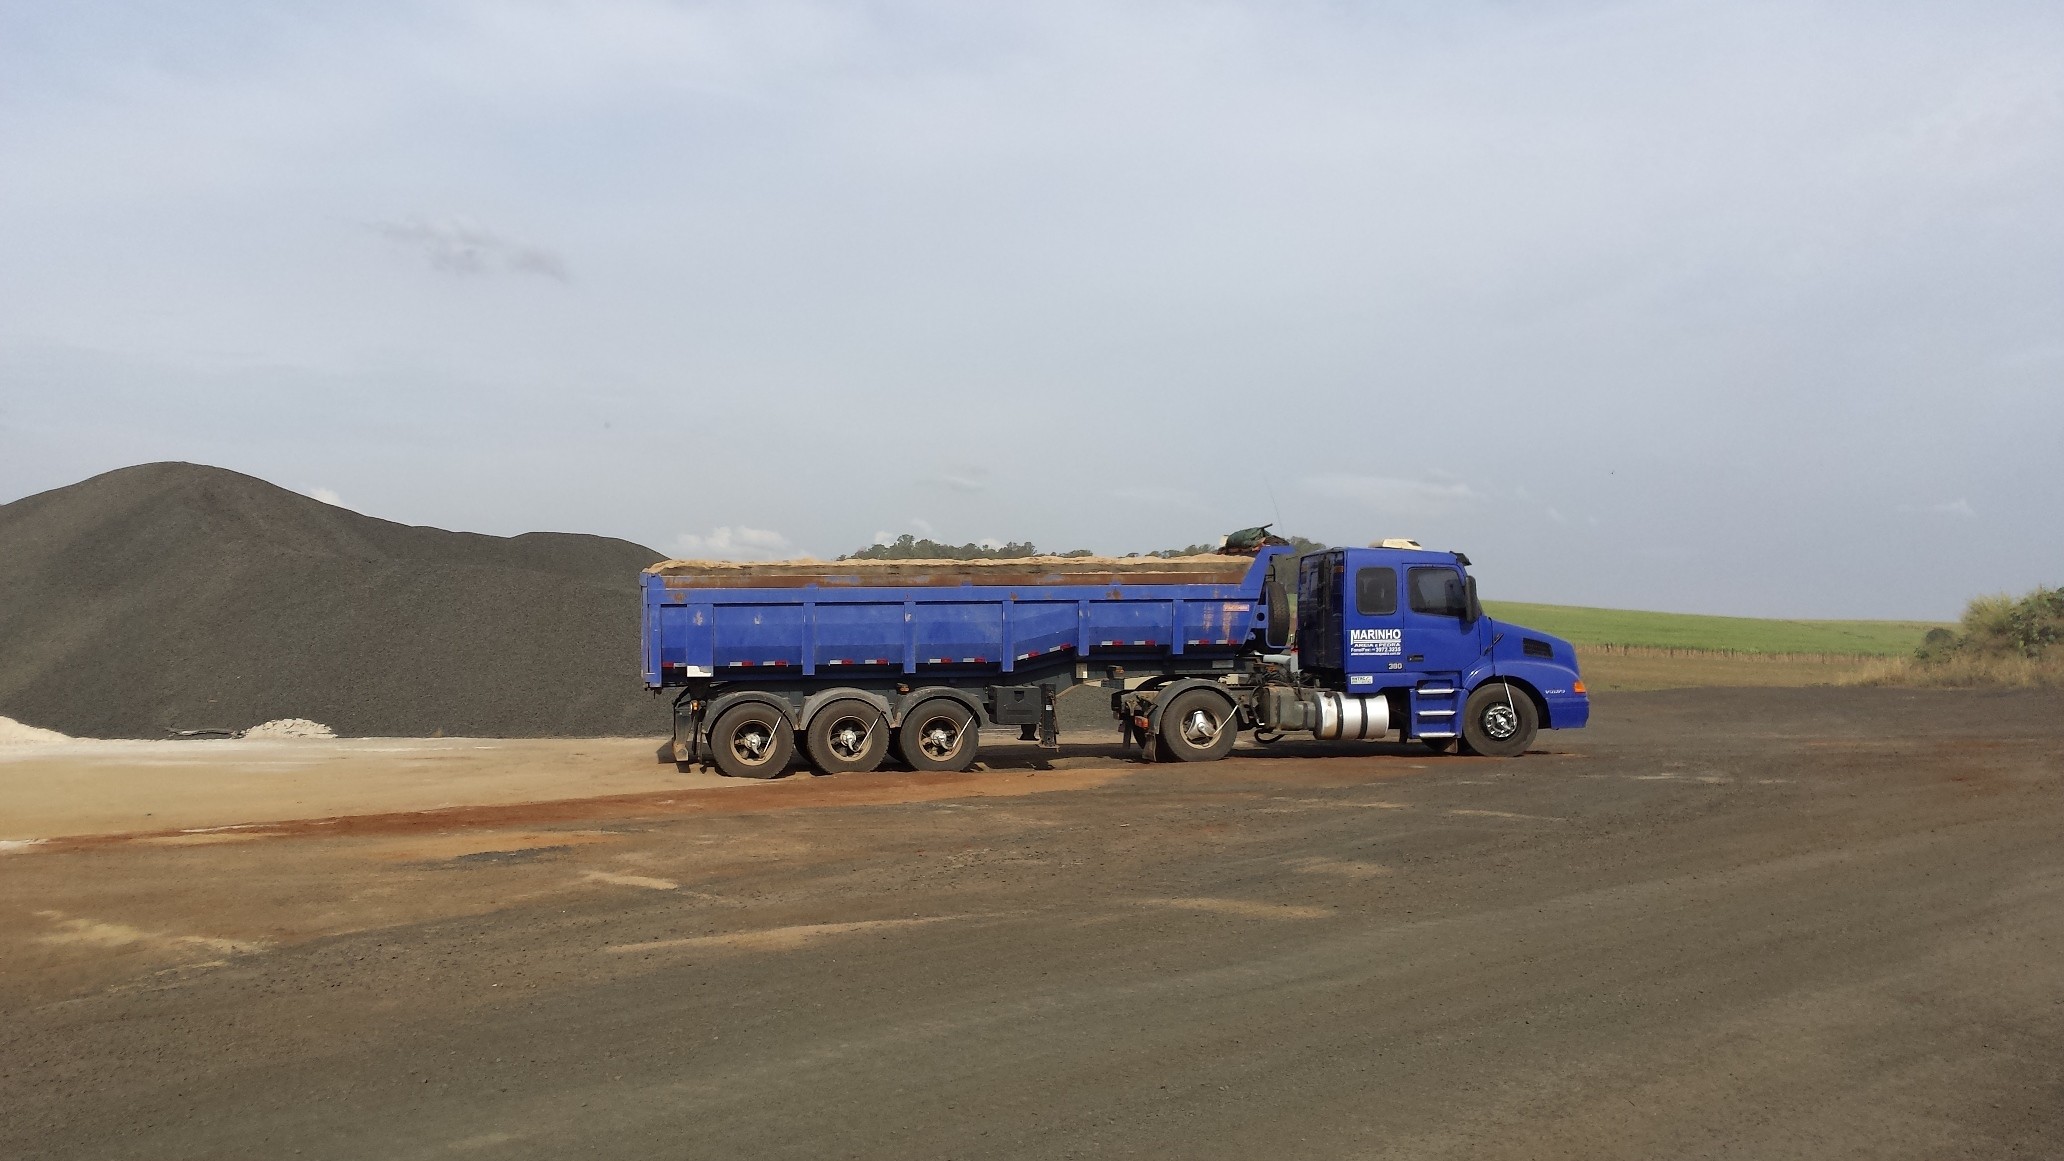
1481, 601, 1948, 657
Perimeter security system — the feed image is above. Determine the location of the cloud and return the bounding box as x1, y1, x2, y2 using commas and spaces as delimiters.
1898, 499, 1976, 518
371, 217, 570, 281
304, 486, 350, 509
3, 1, 2058, 619
921, 467, 988, 494
671, 525, 804, 560
1301, 474, 1477, 518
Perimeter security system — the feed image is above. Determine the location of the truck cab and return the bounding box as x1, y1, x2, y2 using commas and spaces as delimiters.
1293, 544, 1588, 754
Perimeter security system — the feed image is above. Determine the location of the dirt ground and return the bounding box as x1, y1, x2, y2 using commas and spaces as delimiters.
4, 687, 2061, 1160
0, 737, 709, 839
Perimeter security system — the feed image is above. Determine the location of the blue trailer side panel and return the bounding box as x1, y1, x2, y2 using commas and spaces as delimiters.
1009, 600, 1078, 664
811, 602, 904, 670
642, 554, 1282, 688
914, 602, 1005, 667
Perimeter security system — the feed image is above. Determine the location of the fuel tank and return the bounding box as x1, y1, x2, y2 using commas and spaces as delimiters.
1259, 686, 1391, 740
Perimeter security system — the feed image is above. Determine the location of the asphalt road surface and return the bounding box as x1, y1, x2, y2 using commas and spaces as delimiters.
4, 687, 2061, 1159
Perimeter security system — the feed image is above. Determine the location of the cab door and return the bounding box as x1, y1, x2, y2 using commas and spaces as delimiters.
1341, 559, 1403, 690
1402, 564, 1482, 676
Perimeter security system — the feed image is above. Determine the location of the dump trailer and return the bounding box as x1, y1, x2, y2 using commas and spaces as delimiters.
641, 542, 1588, 777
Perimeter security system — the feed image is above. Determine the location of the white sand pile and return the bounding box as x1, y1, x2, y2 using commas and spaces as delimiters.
0, 715, 73, 745
242, 718, 337, 740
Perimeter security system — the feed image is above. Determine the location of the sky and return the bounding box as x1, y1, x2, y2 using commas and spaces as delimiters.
2, 0, 2059, 619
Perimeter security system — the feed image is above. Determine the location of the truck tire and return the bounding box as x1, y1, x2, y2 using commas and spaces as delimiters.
1156, 689, 1238, 763
805, 698, 890, 775
1459, 682, 1537, 758
709, 702, 795, 778
897, 699, 978, 773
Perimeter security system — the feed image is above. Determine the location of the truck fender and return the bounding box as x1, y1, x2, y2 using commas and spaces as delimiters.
703, 690, 800, 737
1135, 678, 1241, 736
892, 686, 985, 728
797, 687, 894, 732
1460, 668, 1551, 727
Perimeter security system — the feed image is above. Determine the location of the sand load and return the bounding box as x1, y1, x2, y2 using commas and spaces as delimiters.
646, 555, 1257, 589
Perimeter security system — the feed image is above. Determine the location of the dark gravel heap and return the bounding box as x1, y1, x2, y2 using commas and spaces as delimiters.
0, 463, 668, 738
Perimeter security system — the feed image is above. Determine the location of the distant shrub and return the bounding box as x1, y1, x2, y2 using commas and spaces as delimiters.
1915, 627, 1957, 660
1956, 586, 2063, 659
1856, 585, 2064, 687
1916, 586, 2062, 661
842, 535, 1056, 561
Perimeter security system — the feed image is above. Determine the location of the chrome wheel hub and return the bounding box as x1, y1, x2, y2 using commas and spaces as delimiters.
732, 726, 771, 763
918, 717, 962, 759
828, 717, 870, 760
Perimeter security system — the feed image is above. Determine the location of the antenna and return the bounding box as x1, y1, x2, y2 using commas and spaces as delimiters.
1264, 478, 1281, 528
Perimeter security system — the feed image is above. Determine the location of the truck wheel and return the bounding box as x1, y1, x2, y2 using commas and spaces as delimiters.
709, 702, 795, 778
805, 699, 890, 775
897, 699, 978, 773
1459, 683, 1537, 758
1156, 689, 1238, 763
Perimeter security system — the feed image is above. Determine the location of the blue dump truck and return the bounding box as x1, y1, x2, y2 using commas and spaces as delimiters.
642, 538, 1587, 777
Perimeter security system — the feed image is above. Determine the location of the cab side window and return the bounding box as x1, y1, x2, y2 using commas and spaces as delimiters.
1408, 567, 1466, 617
1355, 567, 1396, 616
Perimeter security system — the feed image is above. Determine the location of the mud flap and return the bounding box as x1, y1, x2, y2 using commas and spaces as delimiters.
1114, 690, 1159, 761
671, 692, 704, 768
1134, 713, 1158, 762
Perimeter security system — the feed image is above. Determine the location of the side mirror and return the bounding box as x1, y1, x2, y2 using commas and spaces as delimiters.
1462, 576, 1483, 624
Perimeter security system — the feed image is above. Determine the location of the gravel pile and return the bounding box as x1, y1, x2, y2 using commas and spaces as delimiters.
0, 463, 666, 738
